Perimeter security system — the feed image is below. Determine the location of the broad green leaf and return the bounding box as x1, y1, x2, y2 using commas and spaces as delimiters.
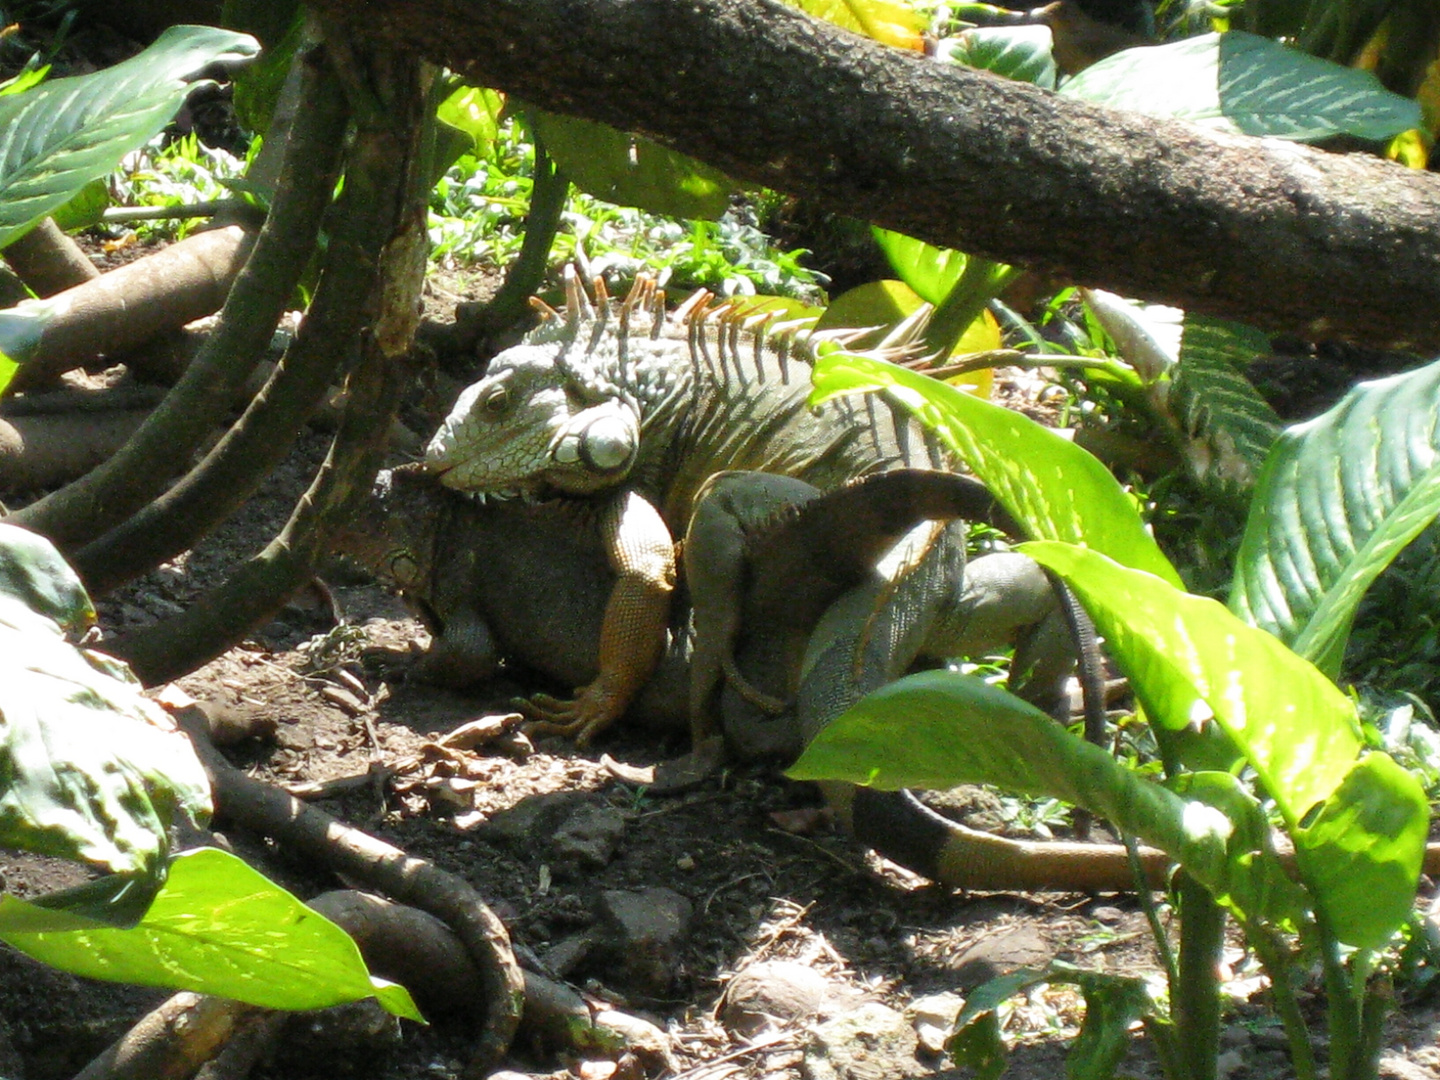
0, 848, 422, 1019
1230, 357, 1440, 677
0, 528, 208, 876
49, 180, 110, 233
871, 229, 967, 307
1022, 541, 1361, 826
948, 1007, 1007, 1079
815, 279, 924, 343
0, 25, 259, 250
0, 347, 16, 394
230, 8, 303, 136
437, 85, 505, 159
532, 110, 732, 220
1169, 315, 1279, 491
1293, 752, 1427, 949
810, 351, 1180, 585
785, 0, 926, 50
1082, 293, 1279, 492
1062, 31, 1421, 142
1066, 967, 1158, 1080
938, 25, 1058, 88
789, 671, 1305, 923
0, 522, 94, 633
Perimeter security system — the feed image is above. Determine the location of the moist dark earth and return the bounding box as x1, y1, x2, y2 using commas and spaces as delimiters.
1, 343, 1438, 1080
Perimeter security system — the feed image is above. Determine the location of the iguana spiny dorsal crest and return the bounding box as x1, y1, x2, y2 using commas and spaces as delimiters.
426, 267, 944, 525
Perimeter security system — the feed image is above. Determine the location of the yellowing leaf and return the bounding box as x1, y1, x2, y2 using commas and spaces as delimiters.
786, 0, 926, 50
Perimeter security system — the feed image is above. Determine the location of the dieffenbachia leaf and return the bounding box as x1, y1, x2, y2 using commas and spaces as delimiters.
811, 351, 1180, 585
1062, 31, 1420, 142
0, 847, 422, 1019
0, 25, 258, 250
1230, 356, 1440, 676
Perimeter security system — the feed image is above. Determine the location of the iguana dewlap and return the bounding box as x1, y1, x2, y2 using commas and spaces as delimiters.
425, 271, 949, 743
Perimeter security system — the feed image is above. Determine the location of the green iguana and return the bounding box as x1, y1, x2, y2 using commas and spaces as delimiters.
336, 465, 1158, 892
424, 270, 1077, 746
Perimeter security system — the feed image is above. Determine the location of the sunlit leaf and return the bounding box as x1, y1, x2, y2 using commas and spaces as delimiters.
789, 671, 1303, 923
1294, 752, 1428, 949
1230, 357, 1440, 676
810, 352, 1179, 583
786, 0, 926, 50
871, 229, 967, 307
1022, 541, 1361, 825
0, 25, 258, 250
0, 848, 422, 1019
1062, 31, 1421, 141
531, 110, 733, 220
939, 25, 1058, 87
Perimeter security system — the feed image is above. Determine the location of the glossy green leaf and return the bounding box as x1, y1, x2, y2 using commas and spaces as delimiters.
1062, 31, 1421, 142
815, 279, 924, 343
0, 522, 94, 633
950, 962, 1158, 1080
789, 671, 1304, 923
0, 66, 48, 97
809, 351, 1180, 585
0, 25, 258, 250
1067, 968, 1158, 1080
437, 85, 504, 159
0, 848, 422, 1019
1294, 752, 1428, 949
230, 9, 303, 136
1022, 541, 1361, 826
1170, 315, 1280, 491
0, 525, 208, 877
938, 25, 1058, 88
870, 229, 967, 307
1230, 357, 1440, 677
531, 110, 732, 220
49, 181, 110, 233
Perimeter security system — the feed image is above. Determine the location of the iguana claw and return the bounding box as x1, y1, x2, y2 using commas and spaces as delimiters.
513, 684, 624, 749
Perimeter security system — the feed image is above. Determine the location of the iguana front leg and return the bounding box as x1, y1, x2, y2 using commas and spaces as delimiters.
520, 489, 676, 747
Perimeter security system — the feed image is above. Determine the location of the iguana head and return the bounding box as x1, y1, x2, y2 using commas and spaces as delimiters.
425, 343, 642, 498
425, 270, 672, 499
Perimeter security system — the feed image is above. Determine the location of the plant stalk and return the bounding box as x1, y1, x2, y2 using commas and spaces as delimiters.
1173, 872, 1224, 1080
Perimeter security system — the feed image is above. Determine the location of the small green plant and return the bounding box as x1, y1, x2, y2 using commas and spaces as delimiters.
791, 351, 1438, 1080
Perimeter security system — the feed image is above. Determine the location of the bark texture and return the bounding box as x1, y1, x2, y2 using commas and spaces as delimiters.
306, 0, 1440, 354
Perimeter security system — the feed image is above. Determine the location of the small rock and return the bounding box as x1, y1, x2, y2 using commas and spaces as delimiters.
551, 801, 628, 873
804, 1002, 924, 1080
1218, 1025, 1253, 1050
720, 960, 832, 1037
594, 888, 693, 995
1090, 905, 1125, 925
948, 925, 1052, 991
479, 790, 591, 844
908, 991, 963, 1054
542, 933, 594, 978
675, 854, 695, 871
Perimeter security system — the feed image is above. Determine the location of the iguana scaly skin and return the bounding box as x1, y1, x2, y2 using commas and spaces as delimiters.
424, 271, 955, 743
336, 466, 1164, 892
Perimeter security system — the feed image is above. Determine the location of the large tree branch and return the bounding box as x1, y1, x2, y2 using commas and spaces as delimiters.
306, 0, 1440, 354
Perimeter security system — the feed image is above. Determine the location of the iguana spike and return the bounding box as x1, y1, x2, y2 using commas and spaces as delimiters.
672, 287, 712, 325
563, 265, 594, 324
530, 295, 561, 321
875, 302, 932, 350
593, 275, 611, 319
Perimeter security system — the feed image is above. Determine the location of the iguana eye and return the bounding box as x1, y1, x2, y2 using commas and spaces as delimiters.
480, 383, 509, 415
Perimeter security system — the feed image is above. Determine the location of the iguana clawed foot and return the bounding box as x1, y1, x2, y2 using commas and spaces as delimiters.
512, 682, 625, 749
